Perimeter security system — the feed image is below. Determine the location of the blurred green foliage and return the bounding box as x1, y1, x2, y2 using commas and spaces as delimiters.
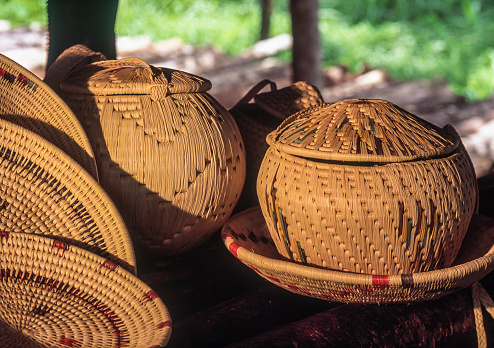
1, 0, 494, 100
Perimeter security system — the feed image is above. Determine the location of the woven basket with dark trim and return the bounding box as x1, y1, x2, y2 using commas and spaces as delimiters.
0, 53, 98, 179
0, 117, 136, 273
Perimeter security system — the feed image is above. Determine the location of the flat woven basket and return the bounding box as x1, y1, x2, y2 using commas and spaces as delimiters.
222, 207, 494, 303
0, 53, 97, 179
257, 99, 478, 275
47, 50, 246, 256
230, 80, 323, 210
0, 117, 136, 273
0, 231, 171, 348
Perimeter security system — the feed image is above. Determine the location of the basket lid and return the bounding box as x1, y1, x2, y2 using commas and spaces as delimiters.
59, 57, 212, 98
266, 98, 459, 163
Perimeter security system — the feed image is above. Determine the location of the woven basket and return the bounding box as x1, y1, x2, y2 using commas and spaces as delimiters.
257, 99, 478, 275
0, 53, 97, 179
222, 207, 494, 303
0, 232, 171, 347
48, 52, 246, 256
230, 80, 323, 210
0, 117, 136, 273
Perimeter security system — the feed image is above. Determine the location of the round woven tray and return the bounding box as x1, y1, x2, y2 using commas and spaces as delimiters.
0, 232, 171, 348
0, 53, 97, 179
0, 118, 136, 273
222, 207, 494, 303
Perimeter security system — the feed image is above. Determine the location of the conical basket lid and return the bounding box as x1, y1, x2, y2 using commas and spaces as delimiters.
267, 98, 459, 163
60, 57, 212, 97
0, 53, 98, 179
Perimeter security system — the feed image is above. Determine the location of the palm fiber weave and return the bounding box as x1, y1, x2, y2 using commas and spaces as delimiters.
230, 80, 323, 210
47, 49, 246, 256
0, 53, 98, 179
222, 207, 494, 303
0, 232, 171, 348
0, 118, 136, 273
257, 99, 478, 275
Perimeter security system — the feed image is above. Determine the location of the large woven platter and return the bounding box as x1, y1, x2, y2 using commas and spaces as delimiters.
0, 53, 97, 179
222, 207, 494, 303
0, 118, 136, 273
0, 232, 171, 348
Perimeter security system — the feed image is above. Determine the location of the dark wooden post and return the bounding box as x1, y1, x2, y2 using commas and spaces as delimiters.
290, 0, 323, 89
260, 0, 274, 40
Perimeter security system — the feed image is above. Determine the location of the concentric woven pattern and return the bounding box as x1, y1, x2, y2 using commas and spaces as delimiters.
57, 57, 246, 256
222, 207, 494, 303
257, 140, 477, 275
254, 80, 324, 119
268, 99, 459, 163
0, 53, 97, 179
0, 118, 136, 273
0, 232, 171, 348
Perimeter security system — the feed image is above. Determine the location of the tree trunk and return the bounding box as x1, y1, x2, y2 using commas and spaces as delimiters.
290, 0, 323, 90
260, 0, 274, 40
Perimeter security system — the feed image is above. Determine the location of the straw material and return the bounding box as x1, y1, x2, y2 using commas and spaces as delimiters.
48, 50, 246, 256
254, 80, 324, 120
0, 117, 136, 273
230, 80, 323, 210
0, 53, 97, 179
0, 232, 171, 347
257, 99, 478, 275
222, 207, 494, 303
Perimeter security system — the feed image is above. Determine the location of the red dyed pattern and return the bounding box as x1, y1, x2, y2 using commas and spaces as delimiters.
228, 241, 241, 258
156, 320, 172, 329
142, 290, 159, 303
51, 240, 69, 255
0, 231, 9, 241
58, 336, 81, 348
372, 275, 390, 288
98, 260, 118, 273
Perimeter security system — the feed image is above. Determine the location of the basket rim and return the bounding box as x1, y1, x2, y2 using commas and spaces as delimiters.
0, 231, 171, 348
221, 207, 494, 303
0, 53, 98, 179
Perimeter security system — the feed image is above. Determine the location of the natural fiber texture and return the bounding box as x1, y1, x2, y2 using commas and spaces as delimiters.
254, 80, 324, 120
44, 44, 106, 94
230, 80, 323, 210
222, 207, 494, 303
0, 232, 171, 348
472, 282, 494, 348
0, 118, 136, 273
48, 51, 246, 256
0, 53, 97, 179
258, 99, 478, 275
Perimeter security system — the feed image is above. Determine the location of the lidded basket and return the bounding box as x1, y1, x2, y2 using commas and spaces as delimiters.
257, 98, 478, 275
57, 57, 246, 256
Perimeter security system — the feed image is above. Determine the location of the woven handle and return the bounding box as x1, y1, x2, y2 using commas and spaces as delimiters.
44, 44, 106, 92
232, 79, 277, 108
